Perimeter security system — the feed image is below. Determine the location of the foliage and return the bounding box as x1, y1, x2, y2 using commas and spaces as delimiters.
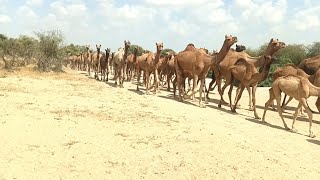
161, 48, 176, 57
306, 42, 320, 58
128, 44, 144, 56
34, 30, 64, 72
61, 43, 85, 56
275, 44, 307, 65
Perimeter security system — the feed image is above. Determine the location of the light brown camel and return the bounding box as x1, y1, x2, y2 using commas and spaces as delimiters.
100, 48, 110, 82
175, 35, 238, 107
83, 45, 91, 75
217, 39, 286, 109
91, 44, 102, 79
298, 55, 320, 75
262, 75, 320, 138
228, 55, 276, 119
206, 44, 247, 99
126, 47, 138, 81
136, 42, 163, 94
113, 41, 131, 87
159, 53, 175, 91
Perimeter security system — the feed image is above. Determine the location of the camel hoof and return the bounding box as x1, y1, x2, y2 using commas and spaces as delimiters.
284, 126, 290, 130
204, 100, 208, 104
261, 120, 267, 124
249, 107, 253, 111
231, 109, 237, 113
309, 133, 316, 138
199, 103, 206, 108
254, 116, 261, 120
291, 128, 298, 133
218, 104, 222, 108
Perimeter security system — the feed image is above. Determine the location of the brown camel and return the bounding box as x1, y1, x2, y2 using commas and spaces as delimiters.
298, 55, 320, 75
83, 45, 91, 75
91, 44, 102, 79
126, 47, 138, 81
159, 53, 175, 91
262, 75, 320, 138
136, 42, 163, 94
206, 44, 247, 99
100, 48, 110, 82
175, 35, 238, 107
228, 55, 276, 119
217, 38, 286, 109
113, 41, 131, 88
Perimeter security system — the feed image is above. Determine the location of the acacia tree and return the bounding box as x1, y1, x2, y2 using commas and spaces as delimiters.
34, 30, 64, 72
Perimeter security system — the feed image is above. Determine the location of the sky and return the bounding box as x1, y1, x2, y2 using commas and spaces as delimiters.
1, 0, 320, 52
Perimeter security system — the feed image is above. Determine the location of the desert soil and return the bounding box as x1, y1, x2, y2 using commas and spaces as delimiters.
1, 67, 320, 180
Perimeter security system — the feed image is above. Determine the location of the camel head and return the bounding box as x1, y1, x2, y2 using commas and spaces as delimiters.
124, 40, 131, 50
156, 42, 164, 52
199, 47, 209, 54
96, 44, 101, 52
133, 47, 138, 54
269, 38, 286, 51
224, 35, 238, 47
235, 44, 246, 52
105, 48, 110, 54
85, 45, 90, 51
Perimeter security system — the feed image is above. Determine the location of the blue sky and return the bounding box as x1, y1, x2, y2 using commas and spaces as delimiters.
1, 0, 320, 52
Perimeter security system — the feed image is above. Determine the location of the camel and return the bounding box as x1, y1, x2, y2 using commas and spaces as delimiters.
217, 38, 286, 109
175, 35, 238, 107
262, 75, 320, 138
298, 55, 320, 75
206, 44, 247, 99
158, 53, 175, 91
113, 41, 131, 87
83, 45, 91, 75
228, 55, 276, 119
126, 47, 138, 81
136, 42, 163, 94
91, 44, 102, 79
100, 48, 110, 82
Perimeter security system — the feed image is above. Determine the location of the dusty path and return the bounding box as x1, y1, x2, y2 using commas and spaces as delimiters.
1, 68, 320, 179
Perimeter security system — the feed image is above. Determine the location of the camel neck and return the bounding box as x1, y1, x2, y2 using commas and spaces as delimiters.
217, 44, 231, 63
255, 63, 272, 83
309, 83, 320, 97
154, 50, 161, 62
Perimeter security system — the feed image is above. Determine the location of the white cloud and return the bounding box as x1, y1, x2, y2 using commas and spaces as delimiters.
0, 14, 11, 24
290, 6, 320, 31
17, 6, 38, 18
234, 0, 287, 25
26, 0, 43, 7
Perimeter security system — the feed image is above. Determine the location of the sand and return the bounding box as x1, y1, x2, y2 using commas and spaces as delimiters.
1, 67, 320, 180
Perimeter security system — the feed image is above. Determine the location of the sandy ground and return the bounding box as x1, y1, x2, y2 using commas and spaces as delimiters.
1, 66, 320, 180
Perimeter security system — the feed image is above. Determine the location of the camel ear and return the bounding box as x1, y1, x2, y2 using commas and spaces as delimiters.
225, 35, 228, 39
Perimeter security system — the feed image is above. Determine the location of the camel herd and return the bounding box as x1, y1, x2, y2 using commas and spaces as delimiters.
64, 35, 320, 138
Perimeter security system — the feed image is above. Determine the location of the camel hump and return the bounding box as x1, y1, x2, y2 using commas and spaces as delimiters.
184, 43, 196, 51
234, 58, 249, 66
283, 63, 298, 68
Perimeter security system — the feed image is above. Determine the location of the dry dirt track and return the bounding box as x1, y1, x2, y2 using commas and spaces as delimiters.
1, 67, 320, 180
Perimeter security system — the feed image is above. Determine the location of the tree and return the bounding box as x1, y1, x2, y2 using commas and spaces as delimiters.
128, 44, 144, 56
275, 44, 307, 65
306, 42, 320, 57
161, 48, 176, 57
34, 30, 64, 72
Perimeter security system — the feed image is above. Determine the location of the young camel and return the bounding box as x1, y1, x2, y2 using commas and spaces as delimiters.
206, 44, 247, 99
175, 35, 238, 107
136, 42, 163, 94
229, 55, 276, 119
100, 48, 110, 82
262, 75, 319, 138
217, 39, 286, 109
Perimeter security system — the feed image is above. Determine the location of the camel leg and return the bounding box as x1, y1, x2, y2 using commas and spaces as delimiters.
218, 78, 231, 108
247, 86, 253, 111
228, 77, 234, 110
185, 75, 198, 101
176, 74, 183, 101
231, 85, 245, 113
136, 67, 141, 91
262, 88, 275, 122
120, 65, 124, 88
206, 78, 216, 99
274, 92, 289, 130
252, 84, 260, 119
145, 70, 150, 95
167, 73, 172, 91
153, 69, 160, 94
301, 99, 315, 138
199, 78, 206, 108
291, 102, 303, 133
